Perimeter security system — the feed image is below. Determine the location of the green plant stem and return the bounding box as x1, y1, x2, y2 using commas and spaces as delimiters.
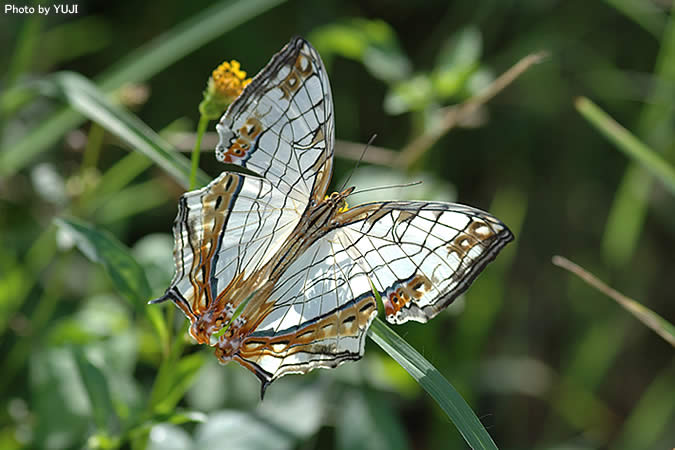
190, 115, 209, 190
575, 97, 675, 197
0, 253, 63, 396
82, 122, 106, 171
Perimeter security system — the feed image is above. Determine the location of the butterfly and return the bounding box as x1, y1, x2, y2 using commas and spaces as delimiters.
152, 36, 513, 395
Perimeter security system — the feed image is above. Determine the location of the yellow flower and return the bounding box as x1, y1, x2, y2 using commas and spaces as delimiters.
199, 59, 252, 119
212, 60, 251, 98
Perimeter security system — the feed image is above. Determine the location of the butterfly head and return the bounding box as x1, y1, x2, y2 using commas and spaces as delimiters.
325, 187, 355, 213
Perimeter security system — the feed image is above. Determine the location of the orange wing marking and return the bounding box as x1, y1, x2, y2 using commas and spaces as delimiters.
220, 117, 263, 164
383, 273, 432, 321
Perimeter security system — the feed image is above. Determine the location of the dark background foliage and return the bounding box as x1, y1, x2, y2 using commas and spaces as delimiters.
1, 0, 673, 449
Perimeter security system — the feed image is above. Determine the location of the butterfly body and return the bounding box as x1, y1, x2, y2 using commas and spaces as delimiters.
185, 184, 356, 360
154, 37, 513, 391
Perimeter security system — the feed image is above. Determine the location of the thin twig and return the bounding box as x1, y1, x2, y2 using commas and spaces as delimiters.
552, 255, 675, 347
167, 131, 400, 165
396, 51, 549, 169
334, 139, 398, 165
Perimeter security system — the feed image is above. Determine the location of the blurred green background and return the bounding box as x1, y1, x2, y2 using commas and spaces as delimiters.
1, 0, 674, 449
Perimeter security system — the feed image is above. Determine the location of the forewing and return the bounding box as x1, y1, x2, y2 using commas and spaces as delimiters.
336, 201, 513, 324
233, 231, 378, 387
215, 36, 334, 207
155, 172, 303, 319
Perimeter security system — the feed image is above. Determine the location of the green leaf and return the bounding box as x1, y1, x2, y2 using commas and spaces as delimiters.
54, 217, 167, 345
38, 72, 210, 189
310, 19, 411, 83
384, 74, 434, 115
0, 0, 286, 176
151, 353, 206, 415
72, 348, 119, 434
602, 0, 666, 38
368, 317, 498, 450
433, 26, 483, 98
55, 216, 151, 303
30, 348, 91, 449
436, 26, 483, 73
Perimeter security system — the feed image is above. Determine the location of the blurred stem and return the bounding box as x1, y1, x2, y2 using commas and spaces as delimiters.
190, 115, 209, 190
0, 253, 63, 396
5, 14, 42, 91
145, 322, 188, 417
0, 14, 43, 141
81, 122, 106, 171
81, 152, 153, 216
575, 97, 675, 197
552, 255, 675, 347
396, 51, 547, 169
0, 225, 57, 337
164, 303, 175, 359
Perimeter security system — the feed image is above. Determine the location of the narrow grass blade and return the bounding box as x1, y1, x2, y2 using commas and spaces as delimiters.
601, 11, 675, 266
368, 317, 498, 450
575, 97, 675, 196
612, 361, 675, 450
0, 0, 286, 176
54, 217, 167, 345
602, 0, 666, 38
41, 72, 210, 189
553, 256, 675, 347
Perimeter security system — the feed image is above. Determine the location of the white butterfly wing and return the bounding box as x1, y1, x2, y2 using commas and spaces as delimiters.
233, 230, 378, 388
215, 37, 334, 208
154, 172, 302, 319
231, 202, 511, 386
337, 201, 513, 324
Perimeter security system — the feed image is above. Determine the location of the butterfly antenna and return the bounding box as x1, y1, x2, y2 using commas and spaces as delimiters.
339, 134, 377, 192
350, 180, 423, 196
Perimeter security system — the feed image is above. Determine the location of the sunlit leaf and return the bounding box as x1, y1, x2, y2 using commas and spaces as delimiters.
433, 26, 483, 98
54, 217, 167, 346
310, 18, 411, 83
368, 317, 498, 450
384, 74, 434, 114
37, 72, 209, 189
